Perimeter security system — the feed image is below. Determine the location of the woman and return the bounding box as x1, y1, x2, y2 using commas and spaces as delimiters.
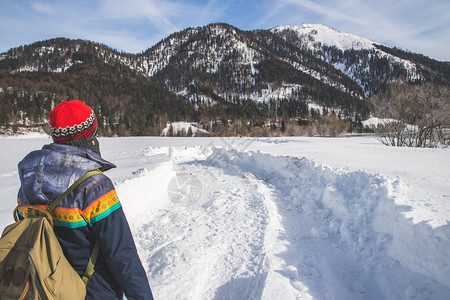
17, 100, 154, 299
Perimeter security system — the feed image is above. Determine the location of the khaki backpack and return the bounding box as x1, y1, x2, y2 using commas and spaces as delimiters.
0, 170, 101, 300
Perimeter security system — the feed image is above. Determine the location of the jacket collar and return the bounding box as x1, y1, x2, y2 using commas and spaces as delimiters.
42, 143, 116, 171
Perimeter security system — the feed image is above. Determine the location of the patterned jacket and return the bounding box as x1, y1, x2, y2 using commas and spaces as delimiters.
17, 143, 153, 300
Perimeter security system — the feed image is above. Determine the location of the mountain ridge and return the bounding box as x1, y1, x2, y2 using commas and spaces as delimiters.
0, 23, 449, 136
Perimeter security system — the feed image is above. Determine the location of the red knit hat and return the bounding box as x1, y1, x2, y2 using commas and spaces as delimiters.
49, 100, 98, 142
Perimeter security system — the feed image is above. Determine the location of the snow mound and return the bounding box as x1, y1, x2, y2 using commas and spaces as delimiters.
160, 122, 209, 136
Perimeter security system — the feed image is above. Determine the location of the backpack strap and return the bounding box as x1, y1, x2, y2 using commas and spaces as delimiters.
82, 242, 100, 284
47, 169, 103, 212
47, 169, 103, 286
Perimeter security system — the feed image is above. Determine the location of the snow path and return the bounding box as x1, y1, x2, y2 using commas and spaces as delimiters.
118, 147, 273, 299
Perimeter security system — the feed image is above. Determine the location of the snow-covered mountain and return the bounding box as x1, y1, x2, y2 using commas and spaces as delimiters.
2, 23, 447, 99
270, 24, 446, 95
139, 23, 368, 115
136, 23, 448, 103
0, 23, 449, 134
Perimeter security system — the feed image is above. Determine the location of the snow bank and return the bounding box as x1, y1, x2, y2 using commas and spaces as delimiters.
199, 147, 450, 297
0, 131, 50, 139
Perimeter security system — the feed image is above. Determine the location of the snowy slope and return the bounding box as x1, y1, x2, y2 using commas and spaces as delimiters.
1, 136, 449, 299
271, 24, 376, 51
271, 24, 423, 90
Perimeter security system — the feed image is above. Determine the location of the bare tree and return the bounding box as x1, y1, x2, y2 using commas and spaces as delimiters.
370, 83, 450, 148
316, 115, 350, 137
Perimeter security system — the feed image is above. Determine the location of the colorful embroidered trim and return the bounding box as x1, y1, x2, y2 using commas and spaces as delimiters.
83, 190, 121, 225
16, 204, 87, 228
16, 190, 121, 228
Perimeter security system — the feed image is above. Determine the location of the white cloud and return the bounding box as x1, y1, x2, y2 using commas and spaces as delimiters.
98, 0, 181, 31
31, 3, 58, 15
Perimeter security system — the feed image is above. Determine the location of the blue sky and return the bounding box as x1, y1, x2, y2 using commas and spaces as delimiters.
1, 0, 449, 61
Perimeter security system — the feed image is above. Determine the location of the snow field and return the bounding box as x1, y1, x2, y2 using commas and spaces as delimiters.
1, 136, 449, 299
113, 144, 449, 299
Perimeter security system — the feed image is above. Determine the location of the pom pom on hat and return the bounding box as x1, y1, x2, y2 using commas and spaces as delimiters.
49, 100, 98, 142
